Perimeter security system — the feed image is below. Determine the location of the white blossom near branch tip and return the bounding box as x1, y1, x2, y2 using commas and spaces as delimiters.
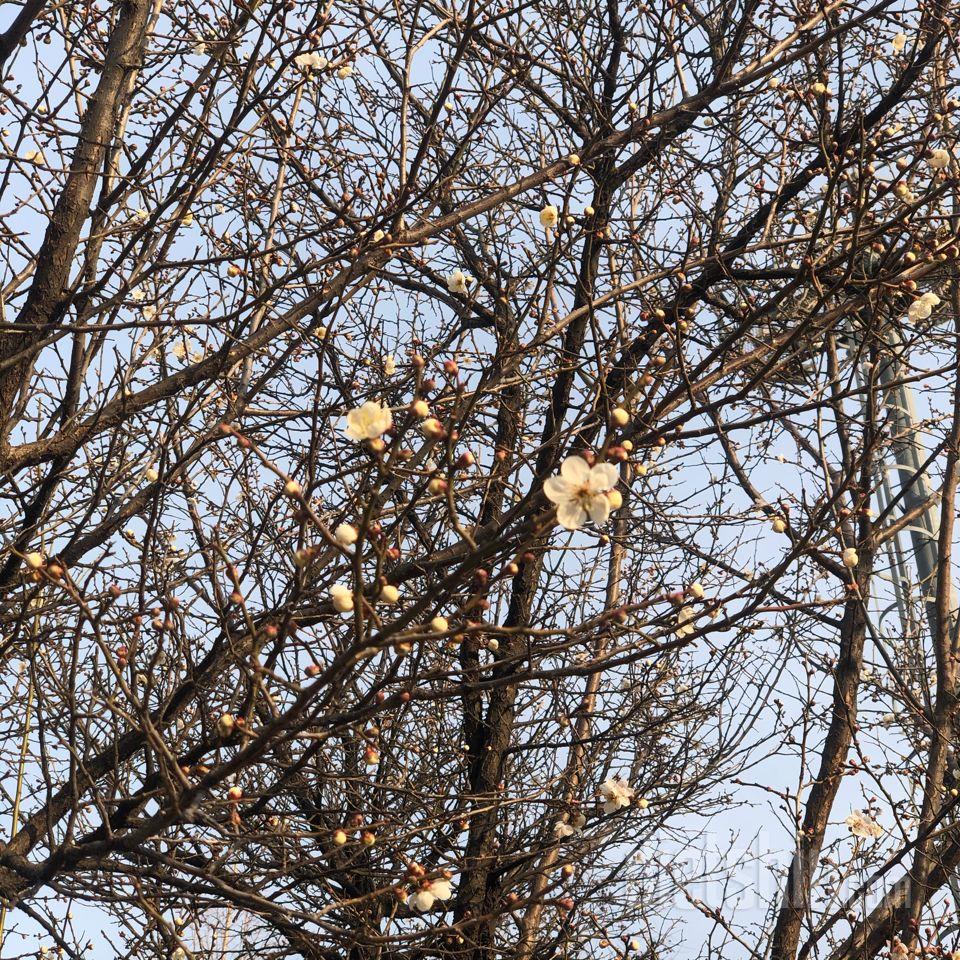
544, 456, 619, 529
554, 812, 587, 837
334, 523, 358, 546
407, 877, 453, 912
907, 291, 940, 321
599, 778, 635, 813
446, 268, 473, 295
539, 204, 559, 228
675, 605, 697, 638
344, 401, 392, 441
295, 51, 328, 71
845, 809, 883, 838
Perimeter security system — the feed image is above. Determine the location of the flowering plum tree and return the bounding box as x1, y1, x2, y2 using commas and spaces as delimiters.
0, 0, 959, 957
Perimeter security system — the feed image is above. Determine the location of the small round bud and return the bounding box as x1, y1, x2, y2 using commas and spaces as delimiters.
421, 417, 444, 439
381, 584, 401, 604
335, 523, 358, 546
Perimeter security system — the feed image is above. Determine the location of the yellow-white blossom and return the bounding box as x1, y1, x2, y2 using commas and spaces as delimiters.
909, 291, 940, 321
539, 204, 559, 229
554, 812, 587, 837
379, 584, 400, 604
675, 605, 697, 638
344, 401, 392, 441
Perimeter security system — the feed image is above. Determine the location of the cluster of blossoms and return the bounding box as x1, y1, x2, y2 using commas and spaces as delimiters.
845, 809, 883, 839
340, 393, 623, 534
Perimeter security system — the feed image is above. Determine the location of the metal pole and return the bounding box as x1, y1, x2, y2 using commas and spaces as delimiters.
876, 345, 945, 642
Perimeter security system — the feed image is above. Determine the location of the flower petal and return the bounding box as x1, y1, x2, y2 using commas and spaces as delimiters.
560, 455, 591, 485
544, 476, 572, 505
557, 500, 587, 530
587, 493, 611, 525
588, 462, 619, 492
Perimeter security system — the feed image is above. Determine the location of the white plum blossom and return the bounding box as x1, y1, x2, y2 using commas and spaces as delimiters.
295, 51, 328, 71
908, 291, 940, 321
544, 455, 619, 529
407, 877, 453, 912
845, 809, 883, 839
599, 777, 635, 814
446, 268, 473, 295
539, 204, 559, 228
929, 148, 951, 170
675, 605, 697, 638
554, 811, 587, 837
891, 32, 908, 53
344, 401, 392, 441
